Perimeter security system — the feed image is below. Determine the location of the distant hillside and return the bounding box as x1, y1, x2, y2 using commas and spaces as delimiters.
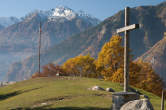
0, 24, 4, 30
7, 2, 166, 81
137, 35, 166, 82
0, 7, 99, 81
0, 7, 99, 53
0, 17, 20, 27
0, 77, 163, 110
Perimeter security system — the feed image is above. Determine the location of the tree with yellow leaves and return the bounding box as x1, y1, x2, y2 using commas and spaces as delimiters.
135, 60, 163, 96
96, 35, 124, 80
96, 35, 163, 96
62, 54, 98, 77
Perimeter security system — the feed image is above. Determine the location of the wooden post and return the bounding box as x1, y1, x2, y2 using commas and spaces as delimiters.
113, 7, 140, 110
161, 89, 165, 110
124, 7, 130, 92
116, 7, 139, 92
38, 22, 42, 74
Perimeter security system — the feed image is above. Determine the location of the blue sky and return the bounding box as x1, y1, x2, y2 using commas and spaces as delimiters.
0, 0, 165, 20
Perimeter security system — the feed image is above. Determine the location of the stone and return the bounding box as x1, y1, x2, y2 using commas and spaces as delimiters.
56, 73, 60, 76
111, 92, 140, 110
106, 88, 115, 92
120, 99, 154, 110
41, 102, 47, 106
90, 86, 105, 91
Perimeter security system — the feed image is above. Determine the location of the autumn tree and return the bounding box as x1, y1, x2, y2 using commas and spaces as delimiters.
135, 60, 164, 96
96, 35, 124, 80
96, 35, 163, 96
32, 64, 66, 78
110, 62, 141, 85
62, 54, 98, 77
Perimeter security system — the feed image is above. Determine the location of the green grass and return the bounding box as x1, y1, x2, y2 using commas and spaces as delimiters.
0, 77, 164, 110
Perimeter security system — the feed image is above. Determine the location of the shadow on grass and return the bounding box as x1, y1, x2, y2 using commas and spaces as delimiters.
0, 91, 19, 100
0, 87, 42, 101
21, 87, 43, 94
11, 106, 110, 110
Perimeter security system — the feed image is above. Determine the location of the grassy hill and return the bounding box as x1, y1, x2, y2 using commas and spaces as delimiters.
0, 77, 164, 110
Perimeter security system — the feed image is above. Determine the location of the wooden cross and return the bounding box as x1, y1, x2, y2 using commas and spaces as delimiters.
116, 7, 139, 92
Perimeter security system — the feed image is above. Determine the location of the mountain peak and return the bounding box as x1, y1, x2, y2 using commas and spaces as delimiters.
23, 6, 99, 23
49, 6, 76, 20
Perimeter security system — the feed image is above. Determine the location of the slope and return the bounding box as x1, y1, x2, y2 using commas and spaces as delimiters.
0, 17, 20, 27
0, 24, 4, 30
0, 7, 99, 81
137, 34, 166, 82
0, 8, 98, 53
0, 77, 164, 110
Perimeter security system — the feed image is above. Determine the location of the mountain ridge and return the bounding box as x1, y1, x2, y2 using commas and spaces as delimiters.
22, 6, 99, 24
0, 7, 99, 81
0, 17, 20, 27
136, 34, 166, 82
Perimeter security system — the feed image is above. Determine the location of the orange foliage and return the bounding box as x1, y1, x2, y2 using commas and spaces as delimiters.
96, 35, 124, 80
32, 64, 67, 78
110, 59, 163, 96
96, 35, 164, 96
62, 54, 99, 78
135, 60, 164, 96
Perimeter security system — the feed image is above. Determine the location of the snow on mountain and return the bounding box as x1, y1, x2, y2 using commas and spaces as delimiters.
23, 6, 100, 25
77, 10, 100, 25
49, 6, 77, 20
47, 6, 99, 23
0, 17, 20, 27
0, 6, 99, 28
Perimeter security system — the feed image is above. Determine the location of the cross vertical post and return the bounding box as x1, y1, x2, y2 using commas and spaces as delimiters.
116, 7, 139, 92
113, 7, 140, 110
124, 7, 130, 92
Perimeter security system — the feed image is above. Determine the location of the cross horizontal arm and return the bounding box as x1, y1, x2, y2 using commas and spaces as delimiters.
117, 24, 139, 33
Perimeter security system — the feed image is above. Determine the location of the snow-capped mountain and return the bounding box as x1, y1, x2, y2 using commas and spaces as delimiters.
48, 6, 77, 20
0, 6, 100, 53
0, 6, 100, 81
0, 17, 20, 27
48, 6, 99, 24
23, 6, 100, 25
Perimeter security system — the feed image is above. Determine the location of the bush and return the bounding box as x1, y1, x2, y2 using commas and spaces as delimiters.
32, 64, 67, 78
